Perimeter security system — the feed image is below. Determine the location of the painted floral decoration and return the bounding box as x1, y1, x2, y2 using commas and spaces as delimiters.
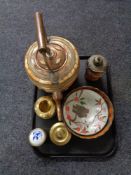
63, 89, 108, 136
33, 131, 42, 140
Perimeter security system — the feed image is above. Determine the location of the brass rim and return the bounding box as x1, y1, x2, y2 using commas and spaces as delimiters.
34, 96, 56, 119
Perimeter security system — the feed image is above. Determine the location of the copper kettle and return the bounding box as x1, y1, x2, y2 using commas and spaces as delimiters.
25, 12, 80, 120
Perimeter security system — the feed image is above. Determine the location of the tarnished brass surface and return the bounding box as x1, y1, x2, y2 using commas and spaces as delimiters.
34, 96, 55, 119
49, 122, 71, 146
35, 42, 67, 71
25, 37, 79, 92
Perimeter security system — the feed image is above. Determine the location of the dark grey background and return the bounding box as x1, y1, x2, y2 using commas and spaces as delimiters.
0, 0, 131, 175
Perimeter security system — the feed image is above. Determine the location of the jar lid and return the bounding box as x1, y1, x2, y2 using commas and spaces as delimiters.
29, 128, 47, 147
49, 122, 71, 146
88, 55, 108, 73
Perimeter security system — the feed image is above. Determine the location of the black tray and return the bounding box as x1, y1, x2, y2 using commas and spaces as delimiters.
31, 56, 117, 159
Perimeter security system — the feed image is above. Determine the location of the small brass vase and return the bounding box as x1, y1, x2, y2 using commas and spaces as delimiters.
34, 96, 56, 119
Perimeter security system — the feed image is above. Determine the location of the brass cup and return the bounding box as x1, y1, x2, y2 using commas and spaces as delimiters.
34, 96, 56, 119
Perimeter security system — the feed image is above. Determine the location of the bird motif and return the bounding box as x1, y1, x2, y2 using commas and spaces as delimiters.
72, 104, 89, 118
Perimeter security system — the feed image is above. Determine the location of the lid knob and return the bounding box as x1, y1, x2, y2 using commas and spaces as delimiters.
88, 55, 108, 73
93, 56, 103, 66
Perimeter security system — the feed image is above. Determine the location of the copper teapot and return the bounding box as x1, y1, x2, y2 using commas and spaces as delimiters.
25, 12, 80, 120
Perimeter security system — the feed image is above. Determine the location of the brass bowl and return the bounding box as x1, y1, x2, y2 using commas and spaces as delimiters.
34, 96, 56, 119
